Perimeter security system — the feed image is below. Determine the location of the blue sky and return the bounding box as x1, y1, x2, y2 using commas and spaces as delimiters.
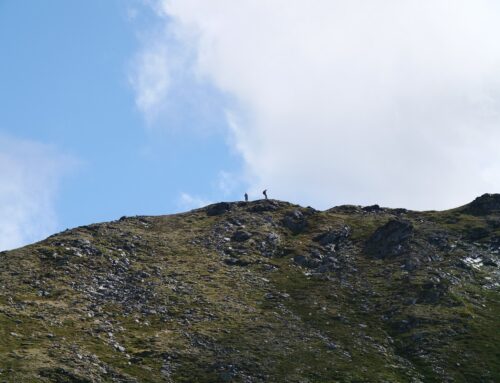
2, 1, 500, 250
0, 1, 244, 249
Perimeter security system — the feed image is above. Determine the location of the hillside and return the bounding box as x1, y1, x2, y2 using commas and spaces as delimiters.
1, 194, 499, 382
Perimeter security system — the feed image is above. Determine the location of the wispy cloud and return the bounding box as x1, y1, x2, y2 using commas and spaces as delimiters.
177, 192, 212, 211
216, 170, 242, 197
0, 135, 74, 250
135, 1, 500, 210
128, 44, 171, 123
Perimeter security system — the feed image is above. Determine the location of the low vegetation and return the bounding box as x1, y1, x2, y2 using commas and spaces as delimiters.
1, 194, 499, 382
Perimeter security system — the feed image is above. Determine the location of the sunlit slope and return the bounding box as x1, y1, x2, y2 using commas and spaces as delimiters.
1, 195, 499, 382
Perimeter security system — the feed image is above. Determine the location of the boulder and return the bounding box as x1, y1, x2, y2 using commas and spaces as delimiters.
231, 230, 252, 242
483, 257, 498, 267
293, 254, 321, 268
313, 226, 351, 247
328, 205, 362, 214
403, 254, 421, 271
206, 202, 232, 216
282, 210, 308, 234
247, 200, 280, 213
266, 232, 280, 246
224, 257, 250, 266
365, 220, 414, 259
362, 204, 382, 212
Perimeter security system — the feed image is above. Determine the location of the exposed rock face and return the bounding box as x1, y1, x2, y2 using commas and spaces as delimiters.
282, 209, 308, 234
313, 226, 351, 248
206, 202, 232, 216
362, 204, 382, 212
246, 199, 281, 213
365, 219, 414, 258
462, 193, 500, 215
0, 196, 499, 382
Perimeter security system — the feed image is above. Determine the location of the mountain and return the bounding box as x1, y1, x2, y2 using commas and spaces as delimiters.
0, 195, 499, 382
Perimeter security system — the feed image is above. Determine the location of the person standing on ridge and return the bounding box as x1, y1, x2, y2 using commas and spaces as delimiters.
244, 193, 248, 202
263, 189, 268, 200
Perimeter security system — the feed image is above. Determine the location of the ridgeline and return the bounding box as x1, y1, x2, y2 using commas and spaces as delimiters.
1, 195, 499, 382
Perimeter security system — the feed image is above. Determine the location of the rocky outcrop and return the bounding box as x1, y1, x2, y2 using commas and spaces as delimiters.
206, 202, 232, 216
313, 226, 351, 248
282, 209, 308, 234
461, 193, 500, 215
231, 230, 252, 242
365, 219, 414, 258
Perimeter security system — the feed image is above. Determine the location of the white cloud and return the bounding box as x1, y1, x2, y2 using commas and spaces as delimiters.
216, 170, 242, 197
137, 1, 500, 210
0, 135, 72, 251
177, 192, 212, 211
129, 44, 171, 122
126, 6, 139, 21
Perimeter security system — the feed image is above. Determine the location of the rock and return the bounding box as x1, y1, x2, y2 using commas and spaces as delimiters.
362, 204, 382, 212
259, 232, 282, 258
390, 316, 421, 333
462, 193, 500, 215
3, 194, 500, 382
418, 280, 449, 304
266, 232, 280, 246
293, 255, 308, 266
206, 203, 232, 216
293, 254, 321, 268
282, 210, 308, 234
224, 257, 250, 266
328, 205, 362, 214
365, 220, 414, 259
228, 217, 244, 226
313, 226, 351, 247
428, 232, 450, 251
326, 342, 338, 350
310, 249, 324, 260
392, 208, 408, 215
161, 358, 174, 379
113, 343, 126, 352
39, 368, 92, 383
231, 230, 252, 242
403, 254, 421, 271
482, 257, 498, 267
247, 200, 280, 213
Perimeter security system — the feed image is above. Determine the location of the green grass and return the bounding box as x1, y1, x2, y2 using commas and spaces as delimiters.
0, 200, 499, 382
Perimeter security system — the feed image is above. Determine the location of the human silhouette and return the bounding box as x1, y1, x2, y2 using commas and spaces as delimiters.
263, 189, 268, 200
244, 192, 248, 202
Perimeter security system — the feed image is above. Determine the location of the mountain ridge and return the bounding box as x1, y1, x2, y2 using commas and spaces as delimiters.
0, 195, 499, 382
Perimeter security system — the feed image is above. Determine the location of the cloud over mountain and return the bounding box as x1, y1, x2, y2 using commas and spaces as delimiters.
133, 0, 500, 209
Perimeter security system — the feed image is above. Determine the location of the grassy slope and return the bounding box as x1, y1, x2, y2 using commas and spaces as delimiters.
0, 199, 499, 382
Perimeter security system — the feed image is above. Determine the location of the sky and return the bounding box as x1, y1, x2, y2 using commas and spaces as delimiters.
1, 1, 500, 250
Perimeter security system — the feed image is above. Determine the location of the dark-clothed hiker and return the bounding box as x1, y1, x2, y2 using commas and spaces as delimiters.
244, 193, 249, 202
263, 189, 268, 200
